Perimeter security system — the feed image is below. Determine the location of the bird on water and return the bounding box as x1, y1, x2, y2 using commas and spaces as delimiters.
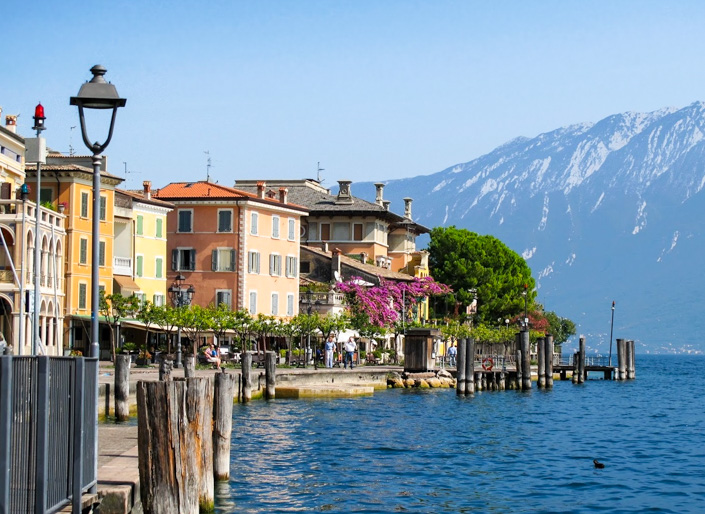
593, 459, 605, 469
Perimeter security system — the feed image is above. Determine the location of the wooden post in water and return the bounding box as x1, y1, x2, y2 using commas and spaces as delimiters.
545, 335, 554, 388
626, 340, 635, 379
456, 338, 466, 396
515, 349, 522, 390
537, 337, 546, 389
159, 357, 173, 381
213, 373, 236, 480
578, 337, 586, 384
265, 351, 277, 399
241, 352, 253, 402
629, 340, 636, 379
137, 378, 214, 513
572, 351, 579, 384
616, 338, 626, 380
520, 330, 531, 390
465, 338, 475, 395
184, 354, 196, 378
115, 354, 130, 421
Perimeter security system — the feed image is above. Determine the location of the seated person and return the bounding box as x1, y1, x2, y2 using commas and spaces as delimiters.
204, 344, 221, 369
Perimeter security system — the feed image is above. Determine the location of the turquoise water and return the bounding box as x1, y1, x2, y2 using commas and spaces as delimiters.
217, 356, 705, 513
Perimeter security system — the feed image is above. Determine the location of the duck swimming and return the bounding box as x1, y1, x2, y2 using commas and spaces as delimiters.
593, 459, 605, 469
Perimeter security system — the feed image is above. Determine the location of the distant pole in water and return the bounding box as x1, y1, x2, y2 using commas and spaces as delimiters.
608, 301, 616, 367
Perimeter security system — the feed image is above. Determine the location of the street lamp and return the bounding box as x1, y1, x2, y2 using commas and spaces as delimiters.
168, 274, 195, 368
70, 65, 126, 360
521, 284, 529, 331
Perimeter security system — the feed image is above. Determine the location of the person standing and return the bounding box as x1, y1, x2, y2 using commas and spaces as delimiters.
344, 336, 357, 369
448, 343, 457, 367
324, 334, 336, 368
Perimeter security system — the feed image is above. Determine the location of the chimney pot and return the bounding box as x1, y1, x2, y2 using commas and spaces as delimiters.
336, 180, 353, 204
143, 180, 152, 199
257, 181, 266, 199
279, 187, 288, 204
374, 183, 385, 205
403, 197, 413, 220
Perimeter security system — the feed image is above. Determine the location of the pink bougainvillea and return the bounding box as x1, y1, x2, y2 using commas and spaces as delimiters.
336, 276, 451, 329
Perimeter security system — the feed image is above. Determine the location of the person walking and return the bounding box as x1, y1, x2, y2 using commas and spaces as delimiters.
344, 336, 357, 369
324, 334, 336, 368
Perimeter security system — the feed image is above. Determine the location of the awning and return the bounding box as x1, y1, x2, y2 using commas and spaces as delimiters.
113, 275, 140, 294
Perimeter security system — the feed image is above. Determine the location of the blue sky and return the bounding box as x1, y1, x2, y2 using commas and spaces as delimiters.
5, 1, 705, 189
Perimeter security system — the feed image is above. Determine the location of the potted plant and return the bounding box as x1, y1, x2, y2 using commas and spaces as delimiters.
136, 348, 152, 366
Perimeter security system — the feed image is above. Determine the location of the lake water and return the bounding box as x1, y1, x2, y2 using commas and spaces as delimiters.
216, 355, 705, 513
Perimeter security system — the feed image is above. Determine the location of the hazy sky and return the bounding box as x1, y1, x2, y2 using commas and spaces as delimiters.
5, 1, 705, 190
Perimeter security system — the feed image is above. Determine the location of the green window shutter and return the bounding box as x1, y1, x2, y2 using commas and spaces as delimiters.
79, 284, 87, 309
229, 249, 236, 271
171, 249, 178, 270
99, 196, 107, 221
136, 256, 144, 277
136, 215, 144, 235
81, 192, 89, 217
156, 218, 163, 238
79, 239, 87, 264
156, 258, 163, 278
212, 250, 218, 271
99, 241, 106, 266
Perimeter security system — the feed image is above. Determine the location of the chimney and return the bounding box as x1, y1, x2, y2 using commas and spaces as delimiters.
5, 115, 17, 133
382, 200, 391, 211
360, 252, 366, 264
278, 187, 288, 204
374, 183, 385, 206
256, 181, 266, 199
143, 181, 152, 199
332, 248, 342, 279
322, 242, 329, 253
403, 197, 413, 220
336, 180, 353, 204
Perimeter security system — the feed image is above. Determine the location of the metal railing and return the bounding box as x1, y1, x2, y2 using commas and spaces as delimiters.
0, 355, 97, 513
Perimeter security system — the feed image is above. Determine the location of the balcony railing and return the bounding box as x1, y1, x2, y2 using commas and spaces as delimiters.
113, 256, 132, 276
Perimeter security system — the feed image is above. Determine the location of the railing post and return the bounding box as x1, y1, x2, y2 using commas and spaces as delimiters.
72, 358, 85, 514
34, 356, 50, 514
0, 356, 12, 513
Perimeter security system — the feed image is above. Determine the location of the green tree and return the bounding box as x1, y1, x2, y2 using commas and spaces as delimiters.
427, 226, 535, 324
180, 304, 213, 358
99, 292, 140, 363
543, 310, 576, 345
209, 303, 236, 349
135, 301, 163, 357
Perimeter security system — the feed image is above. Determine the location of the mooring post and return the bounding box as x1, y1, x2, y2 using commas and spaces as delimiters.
159, 356, 173, 382
213, 373, 236, 480
241, 351, 253, 402
515, 349, 522, 390
572, 351, 579, 384
629, 340, 636, 379
578, 337, 586, 384
265, 351, 277, 399
616, 339, 626, 380
465, 338, 475, 395
184, 354, 196, 378
626, 339, 635, 379
115, 354, 130, 421
456, 338, 466, 396
520, 330, 531, 390
545, 334, 554, 388
537, 337, 546, 389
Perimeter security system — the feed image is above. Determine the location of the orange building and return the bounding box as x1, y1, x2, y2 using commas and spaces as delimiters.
154, 181, 308, 317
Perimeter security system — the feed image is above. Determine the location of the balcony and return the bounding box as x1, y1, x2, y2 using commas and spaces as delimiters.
113, 256, 133, 276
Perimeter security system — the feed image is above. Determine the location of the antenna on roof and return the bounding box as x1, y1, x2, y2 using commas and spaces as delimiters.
69, 126, 77, 156
205, 150, 213, 182
317, 161, 325, 182
122, 162, 141, 187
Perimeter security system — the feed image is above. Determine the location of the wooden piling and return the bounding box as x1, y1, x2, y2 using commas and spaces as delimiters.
456, 338, 466, 396
265, 351, 277, 399
184, 355, 196, 378
241, 352, 253, 402
578, 337, 586, 384
572, 351, 579, 384
516, 349, 523, 388
629, 340, 636, 379
520, 330, 531, 390
104, 383, 111, 417
465, 338, 475, 395
213, 373, 236, 481
137, 378, 214, 513
545, 335, 554, 388
159, 357, 172, 381
115, 354, 130, 421
499, 371, 506, 390
537, 337, 546, 389
617, 338, 626, 380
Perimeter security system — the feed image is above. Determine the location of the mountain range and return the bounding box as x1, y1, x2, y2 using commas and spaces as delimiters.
356, 102, 705, 354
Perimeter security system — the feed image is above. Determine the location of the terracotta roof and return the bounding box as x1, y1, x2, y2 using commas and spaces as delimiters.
303, 245, 414, 282
116, 188, 174, 209
25, 163, 123, 181
154, 181, 308, 211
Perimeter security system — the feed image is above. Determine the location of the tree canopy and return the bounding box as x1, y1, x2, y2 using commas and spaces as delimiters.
427, 226, 535, 325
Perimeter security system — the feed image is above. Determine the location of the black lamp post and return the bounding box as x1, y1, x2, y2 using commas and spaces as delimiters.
521, 284, 529, 331
608, 300, 616, 366
168, 274, 195, 368
70, 65, 126, 360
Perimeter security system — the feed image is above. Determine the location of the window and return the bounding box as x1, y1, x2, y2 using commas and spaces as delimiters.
353, 223, 363, 241
40, 188, 52, 204
288, 219, 296, 240
286, 256, 297, 278
153, 294, 164, 307
216, 290, 232, 309
320, 223, 330, 240
218, 210, 232, 232
136, 215, 144, 235
78, 283, 87, 309
156, 218, 163, 238
269, 254, 282, 276
178, 210, 193, 233
250, 212, 258, 235
248, 251, 260, 273
99, 241, 106, 267
79, 238, 88, 265
155, 257, 163, 278
136, 255, 144, 277
212, 248, 235, 272
99, 196, 107, 221
309, 222, 318, 240
300, 261, 311, 274
80, 192, 89, 218
271, 293, 279, 316
249, 291, 257, 315
287, 294, 294, 316
333, 222, 350, 240
172, 248, 196, 271
272, 216, 280, 238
